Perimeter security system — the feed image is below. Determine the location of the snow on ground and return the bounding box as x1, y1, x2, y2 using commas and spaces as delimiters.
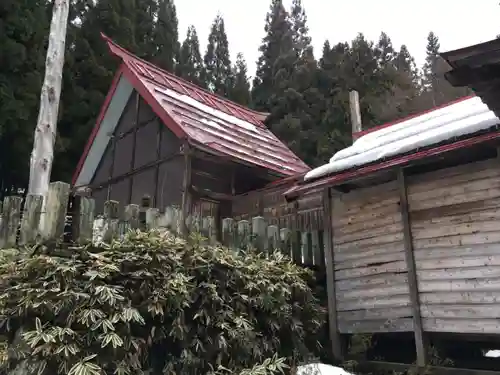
296, 363, 354, 375
304, 96, 499, 181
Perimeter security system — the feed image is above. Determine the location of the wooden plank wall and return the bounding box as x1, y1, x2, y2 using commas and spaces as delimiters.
331, 181, 413, 334
232, 185, 324, 231
407, 158, 500, 335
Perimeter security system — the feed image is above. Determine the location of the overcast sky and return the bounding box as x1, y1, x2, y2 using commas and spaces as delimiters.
176, 0, 500, 79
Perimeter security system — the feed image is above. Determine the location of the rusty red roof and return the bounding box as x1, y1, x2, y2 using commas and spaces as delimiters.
103, 35, 309, 176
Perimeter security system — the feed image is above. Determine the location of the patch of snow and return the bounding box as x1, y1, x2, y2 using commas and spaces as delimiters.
155, 86, 259, 132
296, 363, 354, 375
305, 97, 499, 181
485, 350, 500, 358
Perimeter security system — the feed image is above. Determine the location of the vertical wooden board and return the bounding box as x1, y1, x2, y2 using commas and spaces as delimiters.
322, 188, 342, 360
398, 169, 427, 367
302, 232, 314, 266
0, 196, 22, 248
311, 230, 322, 266
291, 230, 302, 264
43, 181, 70, 240
19, 194, 43, 246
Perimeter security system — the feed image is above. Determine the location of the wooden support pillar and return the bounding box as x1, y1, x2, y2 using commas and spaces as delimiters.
397, 169, 427, 367
180, 143, 192, 236
322, 187, 343, 360
128, 91, 140, 204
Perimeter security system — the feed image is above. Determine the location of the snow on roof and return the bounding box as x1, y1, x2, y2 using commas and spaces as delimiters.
305, 96, 500, 181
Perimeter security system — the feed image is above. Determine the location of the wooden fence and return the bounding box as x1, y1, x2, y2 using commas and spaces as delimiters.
0, 181, 326, 267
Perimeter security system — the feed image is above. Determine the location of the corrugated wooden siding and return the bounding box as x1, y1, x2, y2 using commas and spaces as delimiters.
332, 181, 412, 334
407, 158, 500, 334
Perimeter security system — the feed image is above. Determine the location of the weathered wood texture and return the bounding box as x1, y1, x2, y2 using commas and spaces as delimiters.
407, 158, 500, 335
0, 182, 326, 268
232, 183, 324, 232
331, 181, 412, 334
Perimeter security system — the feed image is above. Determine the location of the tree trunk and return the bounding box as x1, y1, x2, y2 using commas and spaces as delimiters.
27, 0, 70, 196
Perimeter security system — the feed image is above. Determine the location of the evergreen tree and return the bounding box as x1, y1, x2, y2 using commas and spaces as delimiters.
229, 53, 251, 106
176, 25, 204, 87
252, 0, 294, 111
376, 32, 396, 66
422, 31, 440, 104
421, 31, 469, 108
0, 0, 50, 193
203, 15, 233, 97
153, 0, 179, 72
134, 0, 158, 58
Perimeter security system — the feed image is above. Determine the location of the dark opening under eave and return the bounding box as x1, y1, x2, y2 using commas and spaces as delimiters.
441, 38, 500, 118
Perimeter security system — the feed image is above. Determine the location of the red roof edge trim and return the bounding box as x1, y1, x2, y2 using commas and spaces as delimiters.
120, 64, 187, 139
100, 33, 269, 123
285, 128, 500, 198
72, 65, 126, 186
352, 95, 476, 140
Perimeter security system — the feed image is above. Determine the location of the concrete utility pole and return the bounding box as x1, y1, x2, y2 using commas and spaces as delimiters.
27, 0, 70, 196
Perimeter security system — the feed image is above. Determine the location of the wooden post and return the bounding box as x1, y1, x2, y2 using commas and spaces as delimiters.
42, 181, 70, 240
19, 194, 43, 245
222, 217, 235, 248
322, 187, 342, 360
0, 196, 22, 248
397, 169, 427, 367
27, 0, 70, 197
71, 196, 95, 244
349, 90, 362, 137
180, 143, 192, 236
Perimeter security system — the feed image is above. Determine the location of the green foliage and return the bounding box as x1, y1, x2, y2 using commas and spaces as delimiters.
203, 15, 233, 97
153, 0, 179, 72
176, 25, 205, 87
230, 53, 252, 106
0, 230, 324, 375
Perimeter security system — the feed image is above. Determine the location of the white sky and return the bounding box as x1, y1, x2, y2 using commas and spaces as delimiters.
177, 0, 500, 79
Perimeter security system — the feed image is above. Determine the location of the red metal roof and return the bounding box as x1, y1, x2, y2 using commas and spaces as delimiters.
285, 128, 500, 198
101, 34, 309, 176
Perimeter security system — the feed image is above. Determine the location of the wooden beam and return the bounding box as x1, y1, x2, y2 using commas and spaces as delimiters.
349, 90, 362, 136
180, 143, 192, 235
322, 187, 343, 360
88, 151, 182, 191
153, 119, 163, 206
397, 169, 427, 367
127, 91, 140, 204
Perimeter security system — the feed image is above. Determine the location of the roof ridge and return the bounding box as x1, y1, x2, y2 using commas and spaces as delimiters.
353, 94, 477, 139
100, 33, 269, 122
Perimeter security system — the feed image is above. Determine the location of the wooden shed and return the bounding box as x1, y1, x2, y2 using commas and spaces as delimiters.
284, 93, 500, 367
72, 34, 309, 234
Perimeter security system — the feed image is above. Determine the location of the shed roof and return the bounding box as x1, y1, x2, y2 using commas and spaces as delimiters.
284, 96, 500, 198
73, 35, 309, 186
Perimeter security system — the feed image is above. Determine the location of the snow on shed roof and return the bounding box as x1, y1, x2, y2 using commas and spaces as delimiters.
73, 35, 309, 185
304, 95, 499, 181
284, 95, 500, 198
